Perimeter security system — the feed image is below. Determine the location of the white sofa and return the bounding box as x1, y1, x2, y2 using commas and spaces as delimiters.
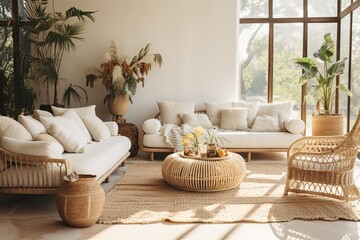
142, 101, 305, 161
0, 105, 131, 194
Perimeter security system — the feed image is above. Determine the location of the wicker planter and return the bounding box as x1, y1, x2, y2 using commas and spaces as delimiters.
108, 94, 130, 121
312, 113, 345, 136
56, 174, 105, 228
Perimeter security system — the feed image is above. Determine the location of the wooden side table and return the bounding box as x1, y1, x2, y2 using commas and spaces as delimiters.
117, 122, 139, 157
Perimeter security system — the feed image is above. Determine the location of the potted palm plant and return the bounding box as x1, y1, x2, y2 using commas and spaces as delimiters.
25, 0, 96, 111
85, 41, 162, 123
294, 33, 352, 136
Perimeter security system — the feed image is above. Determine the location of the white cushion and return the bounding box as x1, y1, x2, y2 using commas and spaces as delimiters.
40, 116, 87, 145
157, 101, 195, 125
232, 101, 259, 128
220, 108, 249, 130
104, 122, 119, 136
180, 113, 213, 128
257, 101, 293, 130
81, 114, 111, 142
284, 119, 305, 134
34, 133, 64, 153
143, 119, 162, 134
61, 110, 92, 143
18, 115, 46, 138
51, 105, 96, 117
204, 101, 232, 126
32, 109, 53, 121
47, 123, 86, 153
0, 116, 32, 142
252, 115, 281, 132
1, 136, 63, 158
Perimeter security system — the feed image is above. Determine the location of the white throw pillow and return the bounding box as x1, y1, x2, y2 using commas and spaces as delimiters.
220, 108, 249, 130
143, 119, 162, 134
204, 101, 232, 126
51, 105, 96, 117
257, 101, 293, 130
103, 121, 119, 136
0, 116, 32, 142
32, 109, 53, 121
284, 119, 305, 134
252, 115, 281, 132
47, 123, 86, 153
40, 115, 87, 145
180, 113, 213, 128
18, 115, 46, 138
157, 101, 195, 125
81, 114, 111, 142
34, 133, 65, 153
1, 136, 63, 158
61, 110, 92, 143
232, 101, 259, 128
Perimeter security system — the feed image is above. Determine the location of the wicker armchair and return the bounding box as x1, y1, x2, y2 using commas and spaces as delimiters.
284, 112, 360, 201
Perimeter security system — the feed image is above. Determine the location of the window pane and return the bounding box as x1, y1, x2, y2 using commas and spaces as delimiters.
350, 8, 360, 128
273, 0, 303, 18
239, 24, 269, 102
308, 0, 337, 17
341, 0, 351, 11
240, 0, 268, 18
0, 1, 12, 21
340, 15, 350, 132
307, 23, 337, 134
273, 23, 303, 119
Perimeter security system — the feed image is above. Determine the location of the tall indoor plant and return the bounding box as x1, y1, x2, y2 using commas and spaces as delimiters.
85, 41, 162, 122
25, 0, 95, 108
294, 33, 352, 135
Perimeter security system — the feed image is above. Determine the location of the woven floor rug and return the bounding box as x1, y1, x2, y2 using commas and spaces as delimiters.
98, 161, 360, 224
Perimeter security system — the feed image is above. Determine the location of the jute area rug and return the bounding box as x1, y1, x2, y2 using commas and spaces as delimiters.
98, 161, 360, 224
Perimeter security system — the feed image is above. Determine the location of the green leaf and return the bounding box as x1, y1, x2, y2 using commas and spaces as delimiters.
65, 7, 96, 22
339, 83, 353, 97
327, 58, 346, 77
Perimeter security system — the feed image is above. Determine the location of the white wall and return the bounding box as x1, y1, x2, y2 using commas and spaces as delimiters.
51, 0, 239, 129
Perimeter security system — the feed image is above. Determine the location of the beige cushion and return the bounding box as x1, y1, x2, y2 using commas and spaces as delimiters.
81, 114, 111, 142
51, 105, 96, 117
180, 113, 213, 128
1, 136, 63, 158
257, 101, 293, 130
103, 122, 119, 136
47, 123, 86, 153
252, 115, 281, 132
220, 108, 249, 130
17, 115, 46, 138
40, 116, 87, 145
32, 109, 53, 121
0, 116, 32, 142
143, 119, 162, 134
284, 119, 305, 134
232, 101, 259, 128
61, 110, 92, 143
157, 101, 195, 125
34, 133, 65, 153
204, 102, 232, 126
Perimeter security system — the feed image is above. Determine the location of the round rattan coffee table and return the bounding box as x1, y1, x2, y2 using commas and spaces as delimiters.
161, 152, 246, 192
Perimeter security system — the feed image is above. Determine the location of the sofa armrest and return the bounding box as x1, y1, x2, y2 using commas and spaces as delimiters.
143, 118, 162, 134
103, 121, 119, 136
284, 118, 305, 134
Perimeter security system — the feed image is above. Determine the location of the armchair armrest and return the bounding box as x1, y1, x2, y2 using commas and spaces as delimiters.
103, 121, 119, 136
143, 118, 162, 134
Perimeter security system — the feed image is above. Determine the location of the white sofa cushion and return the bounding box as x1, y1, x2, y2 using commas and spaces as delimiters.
284, 119, 305, 134
252, 114, 281, 132
232, 101, 259, 128
180, 113, 213, 128
17, 115, 46, 138
47, 123, 86, 153
157, 101, 195, 125
143, 119, 162, 134
257, 101, 293, 130
0, 116, 32, 142
32, 109, 53, 121
1, 136, 63, 158
34, 133, 64, 153
220, 108, 248, 130
104, 121, 119, 136
81, 114, 111, 142
204, 101, 232, 126
61, 110, 92, 143
51, 105, 96, 117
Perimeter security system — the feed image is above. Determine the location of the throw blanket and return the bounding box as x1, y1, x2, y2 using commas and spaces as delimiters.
161, 124, 193, 151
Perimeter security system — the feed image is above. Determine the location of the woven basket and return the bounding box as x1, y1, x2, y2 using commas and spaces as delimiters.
56, 174, 105, 228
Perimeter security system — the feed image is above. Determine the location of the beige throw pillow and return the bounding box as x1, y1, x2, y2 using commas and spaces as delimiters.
180, 113, 213, 128
32, 109, 53, 121
204, 102, 232, 126
252, 115, 281, 132
257, 101, 293, 130
47, 123, 86, 153
34, 133, 65, 153
51, 105, 96, 117
18, 115, 46, 138
220, 108, 249, 130
81, 114, 111, 142
157, 101, 195, 125
232, 101, 259, 128
0, 116, 32, 142
61, 110, 92, 143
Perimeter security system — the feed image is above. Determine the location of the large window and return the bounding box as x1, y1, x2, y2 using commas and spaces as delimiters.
238, 0, 360, 134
